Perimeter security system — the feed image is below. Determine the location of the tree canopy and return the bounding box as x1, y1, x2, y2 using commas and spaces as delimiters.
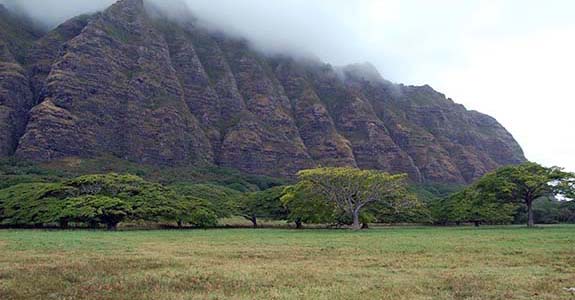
239, 186, 288, 227
432, 188, 517, 226
2, 163, 573, 230
60, 195, 131, 230
290, 167, 416, 229
0, 173, 221, 229
456, 162, 574, 227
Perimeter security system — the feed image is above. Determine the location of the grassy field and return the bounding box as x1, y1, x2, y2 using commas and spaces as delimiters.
0, 226, 574, 300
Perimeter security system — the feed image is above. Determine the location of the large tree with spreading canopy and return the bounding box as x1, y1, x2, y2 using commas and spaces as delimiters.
472, 162, 574, 227
294, 167, 414, 230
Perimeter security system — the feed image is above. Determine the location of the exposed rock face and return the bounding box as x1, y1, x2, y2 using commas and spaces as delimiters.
0, 0, 526, 183
341, 64, 525, 183
0, 4, 41, 156
17, 0, 213, 165
272, 59, 356, 168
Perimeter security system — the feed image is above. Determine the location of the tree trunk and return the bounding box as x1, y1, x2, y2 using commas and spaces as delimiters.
474, 221, 480, 227
251, 215, 258, 228
352, 210, 361, 230
295, 218, 303, 229
107, 223, 118, 231
59, 220, 69, 229
89, 221, 99, 229
361, 222, 369, 229
527, 199, 535, 228
177, 220, 183, 228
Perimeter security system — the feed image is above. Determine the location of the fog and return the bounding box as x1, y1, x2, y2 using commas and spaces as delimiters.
0, 0, 375, 67
1, 0, 575, 172
0, 0, 116, 28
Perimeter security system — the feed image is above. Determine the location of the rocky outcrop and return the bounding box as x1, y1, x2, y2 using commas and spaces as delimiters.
0, 0, 526, 183
26, 14, 94, 102
16, 0, 213, 166
272, 58, 357, 168
341, 64, 524, 183
0, 5, 40, 156
216, 39, 314, 176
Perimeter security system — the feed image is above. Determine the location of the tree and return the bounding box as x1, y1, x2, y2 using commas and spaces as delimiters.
239, 186, 288, 228
0, 183, 69, 227
433, 188, 517, 226
473, 162, 574, 227
296, 168, 413, 230
60, 195, 131, 230
0, 173, 221, 229
186, 207, 218, 228
531, 197, 561, 224
281, 184, 337, 228
65, 174, 186, 225
558, 201, 575, 223
127, 183, 181, 224
170, 196, 219, 228
64, 173, 147, 197
170, 183, 242, 219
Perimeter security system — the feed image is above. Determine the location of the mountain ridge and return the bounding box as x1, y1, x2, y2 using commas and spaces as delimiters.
0, 0, 526, 183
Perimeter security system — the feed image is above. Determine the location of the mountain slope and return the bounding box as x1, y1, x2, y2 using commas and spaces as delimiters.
0, 0, 526, 183
0, 4, 42, 156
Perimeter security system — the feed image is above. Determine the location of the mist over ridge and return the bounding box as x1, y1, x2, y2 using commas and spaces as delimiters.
0, 0, 393, 79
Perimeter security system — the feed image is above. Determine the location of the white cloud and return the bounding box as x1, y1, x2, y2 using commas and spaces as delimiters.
0, 0, 116, 28
434, 27, 575, 171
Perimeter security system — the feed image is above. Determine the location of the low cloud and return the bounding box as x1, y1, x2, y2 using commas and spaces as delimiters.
0, 0, 116, 28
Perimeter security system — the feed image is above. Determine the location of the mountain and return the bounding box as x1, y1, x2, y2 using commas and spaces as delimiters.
0, 0, 525, 184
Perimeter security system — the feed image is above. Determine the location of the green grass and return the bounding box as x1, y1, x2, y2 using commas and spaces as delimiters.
0, 226, 574, 299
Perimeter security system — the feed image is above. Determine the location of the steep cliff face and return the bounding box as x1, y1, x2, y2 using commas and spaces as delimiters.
339, 64, 525, 183
0, 4, 41, 156
17, 0, 213, 165
0, 0, 526, 183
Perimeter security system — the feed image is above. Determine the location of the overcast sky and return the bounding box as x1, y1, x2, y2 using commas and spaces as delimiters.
3, 0, 574, 171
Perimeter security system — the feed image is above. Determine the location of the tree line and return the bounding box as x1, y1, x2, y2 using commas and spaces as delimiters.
0, 163, 573, 230
431, 162, 575, 227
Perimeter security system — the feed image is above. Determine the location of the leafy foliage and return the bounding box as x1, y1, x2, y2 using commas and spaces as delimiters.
434, 162, 575, 227
291, 167, 416, 229
410, 183, 464, 202
239, 186, 288, 227
3, 158, 573, 230
0, 183, 66, 226
170, 184, 242, 218
185, 206, 218, 228
281, 184, 337, 227
472, 162, 574, 227
558, 200, 575, 223
0, 173, 220, 229
38, 157, 286, 192
514, 197, 575, 224
60, 195, 131, 230
432, 188, 517, 225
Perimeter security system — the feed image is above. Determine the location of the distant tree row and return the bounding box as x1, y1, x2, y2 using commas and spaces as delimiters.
1, 164, 573, 230
0, 174, 218, 230
0, 168, 419, 230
